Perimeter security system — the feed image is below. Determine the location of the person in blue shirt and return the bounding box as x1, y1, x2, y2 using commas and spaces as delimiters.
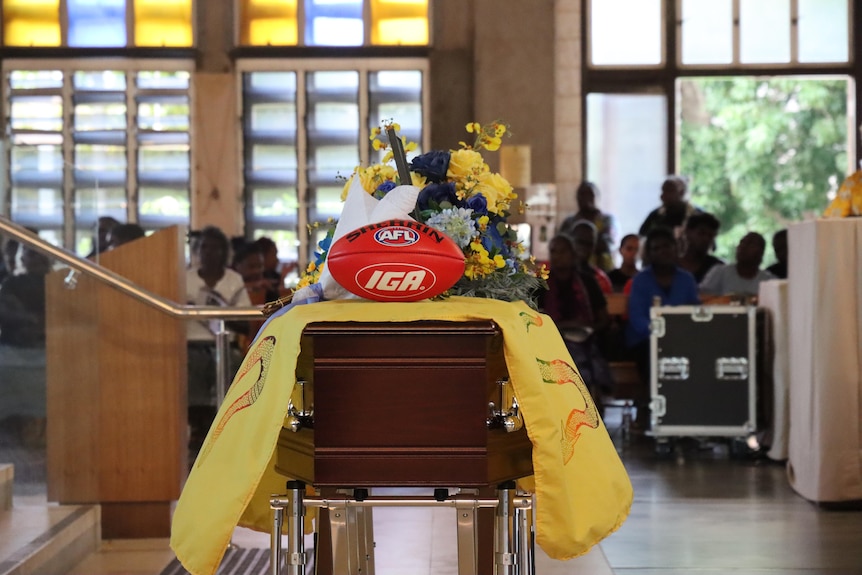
625, 226, 700, 428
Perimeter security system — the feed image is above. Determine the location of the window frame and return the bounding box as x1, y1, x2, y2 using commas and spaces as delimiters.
582, 0, 861, 173
1, 57, 196, 251
233, 0, 433, 48
0, 0, 197, 48
235, 56, 430, 272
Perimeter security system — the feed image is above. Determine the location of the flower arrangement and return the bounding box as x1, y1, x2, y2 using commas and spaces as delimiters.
296, 121, 548, 306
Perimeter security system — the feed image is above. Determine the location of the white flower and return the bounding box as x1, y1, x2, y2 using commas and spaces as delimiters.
426, 207, 477, 248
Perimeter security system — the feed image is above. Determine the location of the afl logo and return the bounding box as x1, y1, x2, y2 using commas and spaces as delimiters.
374, 226, 419, 247
355, 263, 437, 300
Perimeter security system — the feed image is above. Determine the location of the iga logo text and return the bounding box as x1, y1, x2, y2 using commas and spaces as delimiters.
356, 263, 437, 299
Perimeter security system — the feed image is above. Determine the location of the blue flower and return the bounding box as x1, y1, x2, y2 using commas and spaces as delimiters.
481, 217, 511, 256
417, 182, 457, 211
373, 180, 397, 200
314, 232, 334, 266
463, 193, 488, 215
410, 150, 450, 183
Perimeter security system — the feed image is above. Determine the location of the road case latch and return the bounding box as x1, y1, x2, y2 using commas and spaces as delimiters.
650, 316, 666, 338
650, 395, 667, 418
691, 306, 713, 322
657, 357, 689, 380
715, 357, 749, 380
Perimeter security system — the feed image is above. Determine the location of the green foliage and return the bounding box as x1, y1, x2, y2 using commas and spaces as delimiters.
679, 77, 848, 261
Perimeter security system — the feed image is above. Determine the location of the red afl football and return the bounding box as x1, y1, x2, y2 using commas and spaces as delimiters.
327, 219, 466, 302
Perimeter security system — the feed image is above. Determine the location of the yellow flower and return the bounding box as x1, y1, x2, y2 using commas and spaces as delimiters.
358, 165, 397, 194
447, 149, 487, 180
340, 176, 353, 201
465, 122, 481, 134
482, 136, 502, 152
473, 171, 515, 214
410, 172, 428, 188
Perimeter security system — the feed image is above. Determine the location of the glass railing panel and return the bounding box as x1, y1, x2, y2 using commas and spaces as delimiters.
0, 233, 56, 501
0, 226, 266, 504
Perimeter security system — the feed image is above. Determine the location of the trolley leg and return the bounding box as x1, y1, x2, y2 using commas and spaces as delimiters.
349, 488, 374, 575
271, 504, 284, 575
356, 507, 375, 573
455, 499, 478, 575
495, 482, 517, 575
514, 494, 534, 575
286, 480, 307, 575
328, 501, 356, 575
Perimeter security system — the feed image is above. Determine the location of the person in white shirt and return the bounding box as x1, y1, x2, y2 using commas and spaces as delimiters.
699, 231, 775, 301
186, 225, 252, 449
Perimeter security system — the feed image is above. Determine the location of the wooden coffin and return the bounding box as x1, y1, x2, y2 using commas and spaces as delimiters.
275, 320, 533, 487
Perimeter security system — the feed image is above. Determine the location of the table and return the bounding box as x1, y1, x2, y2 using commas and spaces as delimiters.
757, 280, 789, 461
786, 219, 862, 503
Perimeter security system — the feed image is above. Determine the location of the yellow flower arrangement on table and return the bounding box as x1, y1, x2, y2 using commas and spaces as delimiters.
295, 121, 548, 306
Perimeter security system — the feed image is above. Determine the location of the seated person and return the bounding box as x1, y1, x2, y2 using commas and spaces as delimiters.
254, 236, 294, 302
538, 233, 613, 406
608, 234, 640, 292
558, 181, 616, 272
231, 242, 268, 351
765, 229, 787, 279
0, 237, 19, 283
566, 220, 613, 294
638, 175, 702, 238
186, 225, 252, 449
678, 212, 724, 283
699, 232, 775, 302
86, 216, 120, 259
107, 223, 146, 250
625, 227, 700, 426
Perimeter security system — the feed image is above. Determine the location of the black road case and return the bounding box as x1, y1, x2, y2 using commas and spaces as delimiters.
649, 305, 757, 438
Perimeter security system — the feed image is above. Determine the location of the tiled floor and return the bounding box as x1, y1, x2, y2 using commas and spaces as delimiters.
5, 415, 862, 574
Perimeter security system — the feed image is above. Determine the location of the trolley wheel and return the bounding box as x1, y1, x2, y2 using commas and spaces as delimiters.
654, 437, 675, 457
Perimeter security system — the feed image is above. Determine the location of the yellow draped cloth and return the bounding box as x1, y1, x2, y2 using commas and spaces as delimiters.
171, 297, 633, 575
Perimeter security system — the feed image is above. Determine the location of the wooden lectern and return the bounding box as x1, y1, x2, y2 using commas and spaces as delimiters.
45, 227, 186, 538
276, 320, 534, 574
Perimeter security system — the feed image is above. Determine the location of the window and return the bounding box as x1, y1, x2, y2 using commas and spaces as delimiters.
239, 59, 428, 270
584, 0, 857, 261
237, 0, 430, 47
0, 0, 193, 47
3, 62, 193, 255
678, 0, 851, 67
588, 0, 663, 66
239, 0, 299, 46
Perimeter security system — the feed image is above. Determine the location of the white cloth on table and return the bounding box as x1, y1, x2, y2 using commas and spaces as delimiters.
787, 219, 862, 503
758, 279, 789, 461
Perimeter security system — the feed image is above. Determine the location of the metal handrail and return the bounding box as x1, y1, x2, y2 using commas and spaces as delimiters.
0, 216, 263, 321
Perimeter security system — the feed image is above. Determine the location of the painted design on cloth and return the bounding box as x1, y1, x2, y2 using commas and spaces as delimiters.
196, 335, 277, 466
520, 311, 543, 332
537, 358, 600, 464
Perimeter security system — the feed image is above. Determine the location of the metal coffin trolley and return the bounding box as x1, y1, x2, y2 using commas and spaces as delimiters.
271, 321, 535, 575
649, 305, 757, 440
